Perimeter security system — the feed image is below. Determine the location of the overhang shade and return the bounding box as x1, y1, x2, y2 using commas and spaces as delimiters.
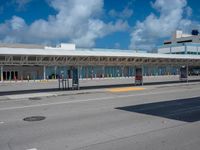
0, 48, 200, 66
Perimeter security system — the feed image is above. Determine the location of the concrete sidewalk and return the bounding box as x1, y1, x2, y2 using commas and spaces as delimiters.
0, 75, 183, 92
0, 75, 200, 100
1, 81, 200, 100
0, 88, 105, 100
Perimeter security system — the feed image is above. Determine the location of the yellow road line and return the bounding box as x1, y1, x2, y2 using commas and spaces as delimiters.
107, 87, 145, 92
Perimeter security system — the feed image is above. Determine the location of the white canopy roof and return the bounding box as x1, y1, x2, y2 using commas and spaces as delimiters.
0, 47, 200, 60
0, 47, 200, 66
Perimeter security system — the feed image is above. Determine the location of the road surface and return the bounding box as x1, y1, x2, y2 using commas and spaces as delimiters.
0, 82, 200, 150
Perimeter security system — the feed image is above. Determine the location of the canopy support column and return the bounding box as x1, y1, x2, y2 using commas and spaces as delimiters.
54, 66, 57, 79
102, 66, 105, 78
43, 65, 46, 80
1, 66, 3, 82
79, 66, 82, 79
186, 63, 189, 83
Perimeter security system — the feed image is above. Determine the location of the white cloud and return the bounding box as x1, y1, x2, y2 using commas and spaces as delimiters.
129, 0, 193, 50
0, 0, 129, 47
10, 0, 32, 10
16, 0, 31, 6
72, 19, 129, 47
114, 42, 120, 49
0, 16, 28, 43
109, 7, 133, 19
10, 16, 27, 30
0, 6, 4, 14
185, 6, 192, 17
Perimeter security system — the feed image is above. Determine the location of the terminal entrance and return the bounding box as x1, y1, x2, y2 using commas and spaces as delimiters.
1, 64, 199, 89
3, 71, 18, 80
1, 66, 43, 81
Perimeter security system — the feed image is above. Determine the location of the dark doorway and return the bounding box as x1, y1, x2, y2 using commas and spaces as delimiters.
6, 71, 10, 80
68, 69, 72, 79
11, 71, 14, 80
15, 71, 18, 80
3, 71, 6, 80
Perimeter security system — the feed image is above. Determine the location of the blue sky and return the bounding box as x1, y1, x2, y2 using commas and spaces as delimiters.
0, 0, 199, 51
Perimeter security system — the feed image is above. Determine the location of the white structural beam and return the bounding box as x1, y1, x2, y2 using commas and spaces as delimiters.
0, 54, 200, 67
186, 62, 189, 83
1, 66, 3, 82
43, 66, 46, 80
102, 66, 105, 78
54, 66, 57, 79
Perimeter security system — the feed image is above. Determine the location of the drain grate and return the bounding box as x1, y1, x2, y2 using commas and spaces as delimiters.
29, 97, 42, 100
23, 116, 46, 122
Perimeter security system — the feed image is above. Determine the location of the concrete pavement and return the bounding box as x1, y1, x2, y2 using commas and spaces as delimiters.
0, 82, 200, 150
0, 75, 200, 92
0, 75, 200, 100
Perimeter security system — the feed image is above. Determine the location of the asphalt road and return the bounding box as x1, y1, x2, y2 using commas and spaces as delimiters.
0, 82, 200, 150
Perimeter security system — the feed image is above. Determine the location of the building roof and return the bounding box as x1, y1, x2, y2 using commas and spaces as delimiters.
0, 47, 200, 60
0, 43, 44, 49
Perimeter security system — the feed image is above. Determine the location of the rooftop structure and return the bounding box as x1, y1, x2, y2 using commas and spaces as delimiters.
45, 43, 76, 50
0, 43, 44, 49
163, 30, 200, 45
158, 30, 200, 55
158, 43, 200, 55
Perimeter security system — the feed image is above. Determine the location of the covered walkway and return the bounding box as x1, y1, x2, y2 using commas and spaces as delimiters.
0, 46, 200, 89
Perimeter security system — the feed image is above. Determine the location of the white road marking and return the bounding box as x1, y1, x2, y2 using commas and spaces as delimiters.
0, 87, 199, 111
27, 148, 37, 150
0, 121, 4, 124
7, 93, 57, 99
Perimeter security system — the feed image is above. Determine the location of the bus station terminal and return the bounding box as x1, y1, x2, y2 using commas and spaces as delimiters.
0, 42, 200, 90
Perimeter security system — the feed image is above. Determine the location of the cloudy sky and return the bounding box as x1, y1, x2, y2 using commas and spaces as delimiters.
0, 0, 199, 51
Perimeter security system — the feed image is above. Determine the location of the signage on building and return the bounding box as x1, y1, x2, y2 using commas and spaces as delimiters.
180, 66, 188, 81
135, 67, 143, 85
72, 67, 79, 89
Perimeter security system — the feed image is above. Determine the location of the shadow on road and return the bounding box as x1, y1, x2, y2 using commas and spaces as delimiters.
116, 97, 200, 122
